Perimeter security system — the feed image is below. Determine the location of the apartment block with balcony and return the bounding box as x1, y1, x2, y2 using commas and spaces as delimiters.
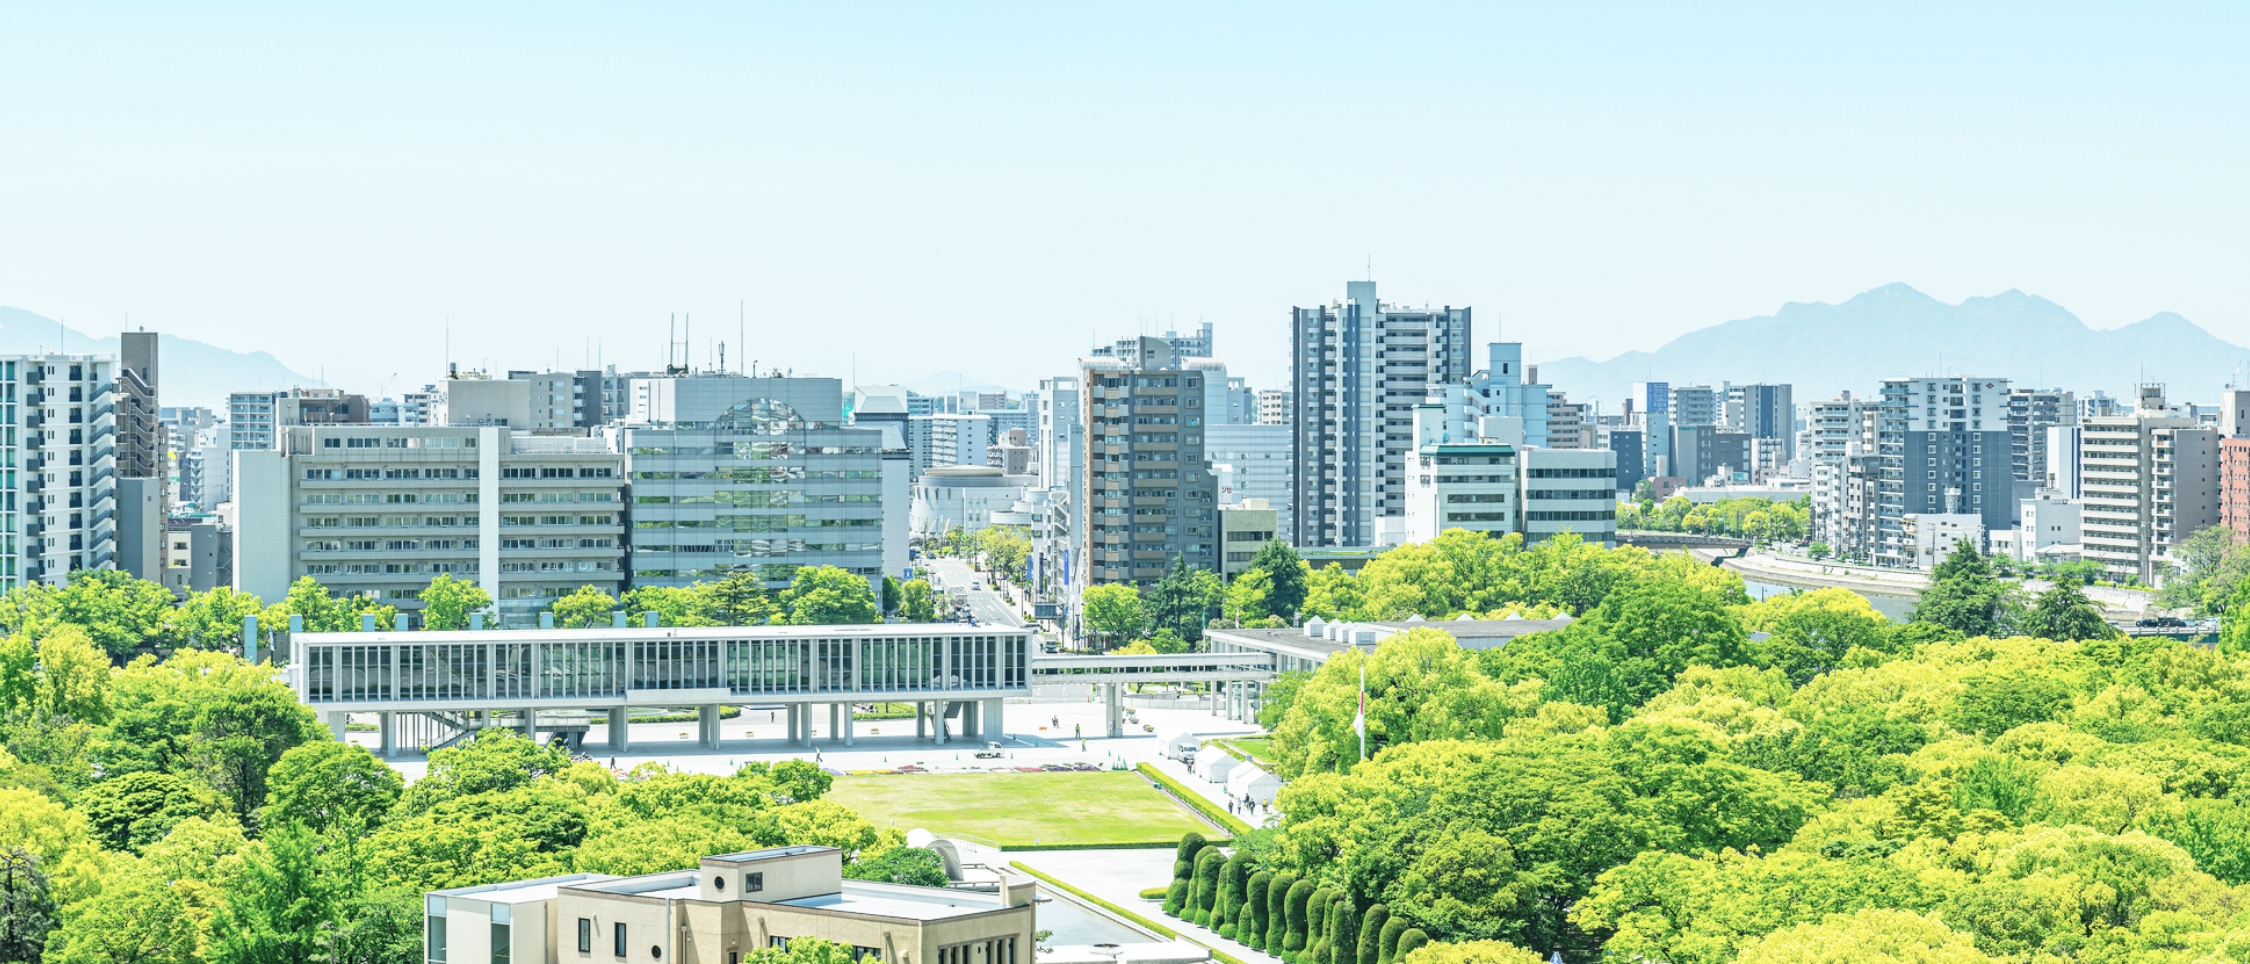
2, 356, 120, 588
232, 426, 624, 624
2007, 388, 2076, 485
2079, 386, 2219, 582
1289, 280, 1471, 547
1079, 338, 1217, 588
1870, 377, 2014, 567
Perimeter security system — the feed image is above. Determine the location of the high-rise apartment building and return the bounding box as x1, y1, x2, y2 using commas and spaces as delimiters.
116, 332, 165, 582
1546, 395, 1594, 449
233, 425, 625, 625
1871, 376, 2014, 567
2006, 388, 2076, 484
1080, 338, 1217, 587
1289, 280, 1471, 547
906, 413, 993, 477
1089, 322, 1213, 365
620, 375, 902, 593
3, 355, 121, 588
2079, 386, 2219, 583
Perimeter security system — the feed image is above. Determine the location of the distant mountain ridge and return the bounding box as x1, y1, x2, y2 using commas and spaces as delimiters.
1533, 284, 2250, 406
0, 306, 318, 410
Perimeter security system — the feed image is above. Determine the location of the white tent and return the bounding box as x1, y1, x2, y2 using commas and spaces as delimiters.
1158, 731, 1213, 761
1195, 749, 1243, 783
1226, 763, 1283, 806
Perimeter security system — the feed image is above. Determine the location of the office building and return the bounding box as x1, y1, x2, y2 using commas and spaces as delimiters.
232, 425, 624, 624
1289, 280, 1471, 547
2, 355, 121, 588
2046, 425, 2084, 497
161, 518, 230, 597
1403, 405, 1519, 545
1218, 500, 1280, 579
1672, 425, 1753, 485
1208, 423, 1293, 538
1080, 338, 1217, 587
986, 428, 1031, 475
228, 388, 370, 450
1605, 427, 1646, 496
1669, 384, 1719, 428
621, 375, 901, 594
1519, 448, 1619, 545
1723, 383, 1794, 461
2015, 488, 2084, 563
2007, 388, 2076, 485
2079, 386, 2219, 582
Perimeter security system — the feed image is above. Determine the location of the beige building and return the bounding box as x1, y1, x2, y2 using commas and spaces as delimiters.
426, 846, 1035, 964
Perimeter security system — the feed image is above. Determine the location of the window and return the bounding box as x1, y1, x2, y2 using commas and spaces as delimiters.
745, 872, 763, 892
426, 898, 448, 964
614, 924, 627, 958
492, 922, 510, 964
579, 920, 591, 954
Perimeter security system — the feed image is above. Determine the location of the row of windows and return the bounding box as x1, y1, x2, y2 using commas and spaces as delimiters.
1444, 493, 1507, 504
1526, 467, 1615, 478
1525, 509, 1617, 521
631, 469, 880, 482
308, 515, 478, 529
501, 515, 617, 526
306, 539, 479, 551
629, 444, 878, 457
1445, 512, 1509, 522
325, 435, 473, 450
499, 466, 616, 478
307, 634, 1030, 702
633, 493, 881, 506
307, 467, 474, 480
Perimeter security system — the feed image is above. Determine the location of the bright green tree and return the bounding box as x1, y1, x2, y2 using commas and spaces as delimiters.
169, 586, 267, 650
780, 567, 881, 625
898, 579, 938, 623
192, 684, 323, 829
1081, 584, 1145, 651
548, 585, 619, 628
45, 866, 201, 964
76, 772, 220, 853
261, 741, 404, 833
416, 574, 491, 631
705, 572, 777, 625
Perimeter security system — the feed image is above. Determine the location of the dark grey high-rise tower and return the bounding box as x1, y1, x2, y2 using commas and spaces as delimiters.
1289, 281, 1471, 547
117, 331, 166, 583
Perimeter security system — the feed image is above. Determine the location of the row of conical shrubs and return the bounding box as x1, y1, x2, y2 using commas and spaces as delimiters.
1160, 833, 1427, 964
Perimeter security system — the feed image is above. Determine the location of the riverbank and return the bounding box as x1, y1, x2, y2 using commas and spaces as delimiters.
1722, 550, 2159, 618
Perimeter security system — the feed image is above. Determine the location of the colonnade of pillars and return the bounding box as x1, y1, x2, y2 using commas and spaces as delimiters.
344, 699, 1009, 757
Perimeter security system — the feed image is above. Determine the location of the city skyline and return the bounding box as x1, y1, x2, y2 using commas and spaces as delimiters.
5, 4, 2246, 396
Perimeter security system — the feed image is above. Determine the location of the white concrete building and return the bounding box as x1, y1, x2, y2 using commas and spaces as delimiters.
232, 426, 624, 624
2078, 386, 2220, 583
2015, 487, 2083, 562
1904, 513, 1988, 569
1404, 404, 1519, 544
909, 466, 1033, 538
1, 355, 122, 588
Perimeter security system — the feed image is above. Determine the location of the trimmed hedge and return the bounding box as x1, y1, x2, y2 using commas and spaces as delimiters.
1357, 904, 1390, 964
1140, 886, 1171, 900
1002, 840, 1195, 852
1006, 862, 1250, 964
1393, 929, 1428, 963
1264, 871, 1299, 953
1379, 917, 1409, 964
1136, 763, 1254, 835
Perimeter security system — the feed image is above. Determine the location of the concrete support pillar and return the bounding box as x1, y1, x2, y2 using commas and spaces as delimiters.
379, 711, 397, 757
609, 707, 630, 752
699, 705, 720, 749
522, 707, 538, 741
326, 711, 348, 743
983, 699, 1005, 742
828, 703, 840, 743
844, 703, 855, 747
916, 702, 927, 740
1104, 683, 1124, 738
799, 705, 813, 748
936, 702, 950, 745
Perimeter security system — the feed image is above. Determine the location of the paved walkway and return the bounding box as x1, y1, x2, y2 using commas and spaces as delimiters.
1016, 848, 1284, 964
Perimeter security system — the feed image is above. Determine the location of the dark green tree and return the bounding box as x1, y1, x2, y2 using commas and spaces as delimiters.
1147, 556, 1222, 644
880, 576, 903, 617
1249, 541, 1309, 622
1245, 871, 1273, 951
843, 847, 948, 887
1358, 904, 1390, 964
0, 847, 56, 964
1910, 540, 2021, 637
1284, 878, 1314, 953
1378, 916, 1410, 964
2020, 576, 2118, 641
1265, 871, 1299, 951
1191, 847, 1225, 925
77, 771, 219, 852
706, 572, 775, 625
191, 683, 322, 829
1329, 897, 1360, 964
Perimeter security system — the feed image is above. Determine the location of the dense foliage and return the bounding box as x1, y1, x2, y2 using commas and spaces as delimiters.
1177, 541, 2238, 964
1617, 496, 1810, 543
548, 565, 882, 628
0, 570, 942, 964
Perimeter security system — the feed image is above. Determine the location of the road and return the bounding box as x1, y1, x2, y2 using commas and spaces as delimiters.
925, 557, 1025, 628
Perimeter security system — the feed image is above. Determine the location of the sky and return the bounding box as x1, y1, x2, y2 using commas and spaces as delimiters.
2, 2, 2245, 398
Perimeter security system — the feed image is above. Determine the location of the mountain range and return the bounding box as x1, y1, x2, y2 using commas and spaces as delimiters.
0, 307, 317, 410
1533, 284, 2250, 407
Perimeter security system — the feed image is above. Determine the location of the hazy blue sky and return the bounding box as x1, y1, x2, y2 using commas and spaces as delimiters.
2, 3, 2244, 396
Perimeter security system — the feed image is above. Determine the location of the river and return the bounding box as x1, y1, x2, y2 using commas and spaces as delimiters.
1739, 577, 1918, 623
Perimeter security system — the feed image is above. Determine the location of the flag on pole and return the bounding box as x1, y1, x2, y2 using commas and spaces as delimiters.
1353, 651, 1368, 761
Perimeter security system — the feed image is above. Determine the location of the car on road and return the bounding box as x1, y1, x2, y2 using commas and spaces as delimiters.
974, 742, 1005, 759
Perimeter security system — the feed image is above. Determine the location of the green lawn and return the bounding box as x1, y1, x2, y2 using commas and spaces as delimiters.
1223, 738, 1274, 765
827, 771, 1213, 847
